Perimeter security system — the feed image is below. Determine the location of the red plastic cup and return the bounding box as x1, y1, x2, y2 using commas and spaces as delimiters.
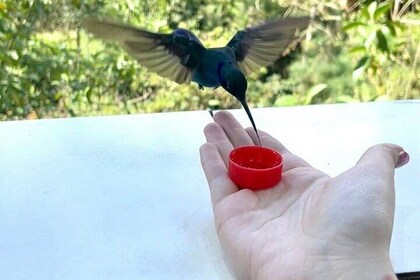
228, 146, 283, 191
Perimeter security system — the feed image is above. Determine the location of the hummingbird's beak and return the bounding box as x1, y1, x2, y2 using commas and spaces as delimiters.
238, 98, 261, 146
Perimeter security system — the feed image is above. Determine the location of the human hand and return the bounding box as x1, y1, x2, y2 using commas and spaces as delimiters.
199, 111, 410, 280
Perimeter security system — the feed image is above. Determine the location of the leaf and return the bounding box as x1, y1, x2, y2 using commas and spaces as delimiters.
384, 22, 397, 36
349, 45, 367, 54
305, 84, 328, 105
354, 56, 370, 69
60, 73, 69, 82
54, 93, 63, 100
353, 56, 370, 80
8, 50, 19, 60
374, 2, 391, 21
86, 87, 93, 104
0, 2, 7, 12
376, 95, 391, 101
368, 1, 378, 21
336, 95, 358, 103
342, 21, 367, 31
274, 95, 299, 107
360, 82, 377, 101
392, 21, 406, 31
0, 18, 5, 33
361, 6, 370, 20
208, 99, 220, 110
376, 30, 390, 53
364, 31, 377, 48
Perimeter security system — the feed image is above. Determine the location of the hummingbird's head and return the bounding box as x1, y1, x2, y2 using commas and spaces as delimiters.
220, 65, 247, 102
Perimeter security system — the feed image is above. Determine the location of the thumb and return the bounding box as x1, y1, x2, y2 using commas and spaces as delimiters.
356, 143, 410, 171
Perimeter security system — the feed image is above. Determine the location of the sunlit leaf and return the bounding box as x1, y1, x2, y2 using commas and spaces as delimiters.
60, 73, 69, 82
305, 83, 328, 105
367, 1, 377, 21
349, 45, 367, 54
208, 99, 220, 110
0, 2, 7, 12
54, 93, 63, 100
8, 50, 19, 60
336, 95, 358, 103
361, 86, 377, 101
376, 94, 391, 101
274, 95, 299, 107
361, 6, 370, 20
342, 21, 367, 31
374, 2, 390, 21
364, 31, 377, 48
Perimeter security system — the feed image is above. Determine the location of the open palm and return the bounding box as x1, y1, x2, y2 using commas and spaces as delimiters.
200, 111, 408, 280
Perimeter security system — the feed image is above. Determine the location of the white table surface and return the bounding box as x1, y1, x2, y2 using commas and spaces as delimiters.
0, 101, 419, 279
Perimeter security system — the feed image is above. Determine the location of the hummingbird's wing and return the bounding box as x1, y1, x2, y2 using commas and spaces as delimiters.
82, 19, 206, 84
226, 17, 309, 76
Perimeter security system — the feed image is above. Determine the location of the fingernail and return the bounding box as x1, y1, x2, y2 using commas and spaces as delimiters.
396, 150, 410, 168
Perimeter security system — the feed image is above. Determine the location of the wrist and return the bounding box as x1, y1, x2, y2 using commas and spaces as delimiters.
252, 254, 396, 280
335, 259, 397, 280
313, 257, 396, 280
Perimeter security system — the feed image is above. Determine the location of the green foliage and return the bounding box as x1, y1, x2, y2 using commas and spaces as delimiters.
0, 0, 419, 120
341, 0, 420, 100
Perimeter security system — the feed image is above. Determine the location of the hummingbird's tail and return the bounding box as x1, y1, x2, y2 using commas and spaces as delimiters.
239, 99, 261, 146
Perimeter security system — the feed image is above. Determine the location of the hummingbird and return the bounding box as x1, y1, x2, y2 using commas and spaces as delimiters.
82, 17, 309, 144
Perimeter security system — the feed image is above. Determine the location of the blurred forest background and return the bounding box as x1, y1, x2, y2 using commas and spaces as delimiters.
0, 0, 419, 121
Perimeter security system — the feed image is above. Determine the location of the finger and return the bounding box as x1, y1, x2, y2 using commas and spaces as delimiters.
203, 122, 234, 167
356, 143, 409, 171
339, 144, 410, 207
200, 143, 238, 207
213, 111, 254, 148
246, 127, 313, 172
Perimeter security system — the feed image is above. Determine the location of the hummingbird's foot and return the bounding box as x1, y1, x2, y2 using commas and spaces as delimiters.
198, 84, 204, 90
